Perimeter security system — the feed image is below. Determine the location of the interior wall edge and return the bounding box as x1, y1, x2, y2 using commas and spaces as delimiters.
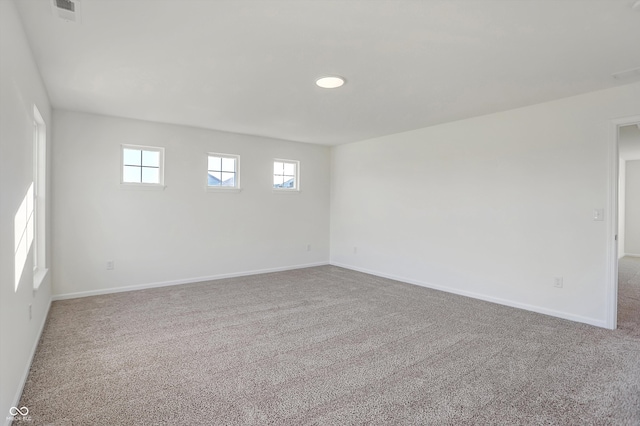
5, 298, 51, 426
330, 261, 608, 329
51, 261, 330, 301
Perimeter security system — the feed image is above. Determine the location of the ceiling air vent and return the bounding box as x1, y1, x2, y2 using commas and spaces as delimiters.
56, 0, 74, 12
51, 0, 82, 23
612, 66, 640, 82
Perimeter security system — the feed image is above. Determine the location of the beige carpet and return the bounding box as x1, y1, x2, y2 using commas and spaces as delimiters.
17, 261, 640, 425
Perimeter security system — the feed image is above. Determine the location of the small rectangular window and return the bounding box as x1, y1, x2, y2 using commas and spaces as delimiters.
273, 159, 299, 190
121, 145, 164, 186
207, 153, 239, 189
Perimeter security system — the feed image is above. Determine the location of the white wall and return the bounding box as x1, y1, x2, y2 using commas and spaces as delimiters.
51, 110, 330, 297
625, 160, 640, 256
331, 82, 640, 327
0, 0, 52, 422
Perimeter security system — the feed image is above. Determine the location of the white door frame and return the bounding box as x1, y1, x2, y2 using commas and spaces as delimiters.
606, 114, 640, 330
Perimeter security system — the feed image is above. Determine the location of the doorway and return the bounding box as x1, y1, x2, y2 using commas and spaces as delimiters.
616, 122, 640, 331
608, 116, 640, 330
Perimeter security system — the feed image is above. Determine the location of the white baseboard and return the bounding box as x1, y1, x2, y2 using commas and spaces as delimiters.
6, 298, 52, 426
52, 261, 329, 301
330, 261, 607, 329
624, 253, 640, 258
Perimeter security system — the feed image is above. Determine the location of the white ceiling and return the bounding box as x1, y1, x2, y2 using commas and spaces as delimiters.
15, 0, 640, 145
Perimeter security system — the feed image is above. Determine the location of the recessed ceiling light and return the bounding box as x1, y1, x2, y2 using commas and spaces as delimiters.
315, 76, 345, 89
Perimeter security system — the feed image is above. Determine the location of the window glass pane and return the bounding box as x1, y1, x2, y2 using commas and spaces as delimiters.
141, 167, 159, 184
123, 166, 141, 182
221, 172, 235, 186
274, 162, 283, 174
221, 157, 235, 172
142, 150, 160, 167
208, 172, 222, 186
208, 156, 221, 171
123, 149, 142, 166
273, 175, 285, 187
283, 162, 295, 175
283, 177, 295, 188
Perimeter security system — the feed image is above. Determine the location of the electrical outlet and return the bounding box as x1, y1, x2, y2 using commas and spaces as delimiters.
307, 244, 311, 251
353, 246, 358, 254
554, 277, 563, 288
28, 304, 32, 320
106, 260, 114, 270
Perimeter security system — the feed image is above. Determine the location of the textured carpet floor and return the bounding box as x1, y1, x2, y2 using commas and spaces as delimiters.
18, 260, 640, 425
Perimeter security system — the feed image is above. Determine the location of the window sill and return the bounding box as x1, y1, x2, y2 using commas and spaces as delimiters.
33, 267, 49, 292
205, 186, 242, 193
272, 188, 300, 193
120, 183, 166, 191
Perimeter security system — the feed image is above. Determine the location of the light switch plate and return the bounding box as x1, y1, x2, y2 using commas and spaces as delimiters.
593, 209, 604, 221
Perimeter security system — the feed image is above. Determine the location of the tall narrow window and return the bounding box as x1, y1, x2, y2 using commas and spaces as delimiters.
121, 145, 164, 185
207, 153, 239, 189
15, 105, 47, 291
273, 159, 299, 190
33, 105, 47, 289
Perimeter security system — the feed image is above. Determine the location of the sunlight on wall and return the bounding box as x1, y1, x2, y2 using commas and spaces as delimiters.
14, 183, 34, 291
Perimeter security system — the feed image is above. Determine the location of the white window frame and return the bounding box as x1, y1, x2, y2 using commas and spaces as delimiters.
273, 159, 300, 192
33, 105, 48, 290
120, 144, 165, 190
206, 152, 241, 192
